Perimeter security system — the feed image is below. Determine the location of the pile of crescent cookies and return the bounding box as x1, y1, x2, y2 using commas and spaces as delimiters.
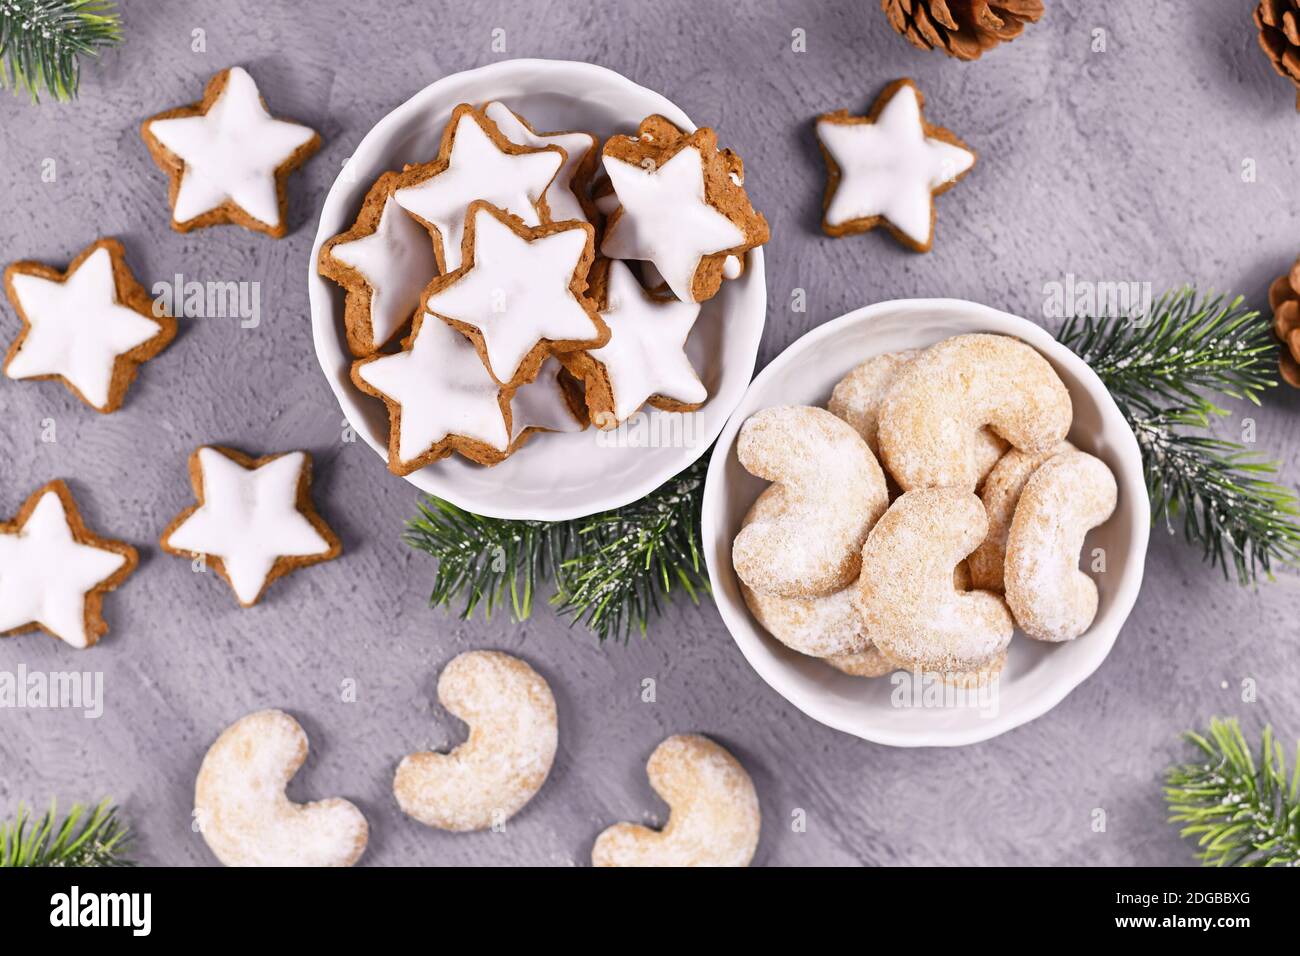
732, 333, 1119, 686
318, 102, 769, 476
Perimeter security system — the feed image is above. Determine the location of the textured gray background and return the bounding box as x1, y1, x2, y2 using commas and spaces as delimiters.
1, 0, 1298, 867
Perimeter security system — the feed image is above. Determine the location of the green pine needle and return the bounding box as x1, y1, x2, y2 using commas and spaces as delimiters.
0, 0, 122, 103
0, 798, 133, 867
1057, 289, 1300, 584
404, 456, 710, 641
1165, 718, 1300, 867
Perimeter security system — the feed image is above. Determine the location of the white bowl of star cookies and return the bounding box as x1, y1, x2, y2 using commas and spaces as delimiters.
309, 59, 770, 520
702, 300, 1150, 747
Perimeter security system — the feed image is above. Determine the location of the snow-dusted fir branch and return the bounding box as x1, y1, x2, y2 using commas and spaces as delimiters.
1165, 718, 1300, 867
0, 0, 121, 102
405, 456, 709, 641
0, 799, 133, 867
1057, 289, 1300, 584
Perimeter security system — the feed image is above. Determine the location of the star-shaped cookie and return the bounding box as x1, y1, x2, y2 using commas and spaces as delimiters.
0, 480, 138, 649
319, 171, 439, 356
601, 116, 769, 303
508, 356, 587, 451
142, 66, 320, 237
161, 447, 341, 607
352, 311, 512, 474
816, 78, 976, 252
3, 238, 177, 413
423, 201, 606, 387
482, 101, 599, 225
394, 104, 564, 272
562, 260, 706, 427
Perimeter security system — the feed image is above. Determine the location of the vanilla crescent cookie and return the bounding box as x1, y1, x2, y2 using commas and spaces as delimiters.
1004, 450, 1118, 642
141, 66, 319, 238
968, 442, 1073, 591
826, 561, 972, 679
877, 333, 1072, 491
195, 709, 368, 867
732, 406, 888, 598
825, 646, 897, 678
394, 651, 557, 832
592, 734, 760, 867
856, 488, 1013, 672
737, 488, 870, 658
827, 348, 1006, 483
423, 201, 606, 387
601, 115, 768, 303
318, 171, 439, 357
393, 104, 563, 272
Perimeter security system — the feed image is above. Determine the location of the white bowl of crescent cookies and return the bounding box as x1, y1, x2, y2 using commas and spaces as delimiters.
309, 59, 769, 520
702, 299, 1150, 747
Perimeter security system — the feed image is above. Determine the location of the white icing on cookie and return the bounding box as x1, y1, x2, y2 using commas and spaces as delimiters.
6, 247, 165, 410
424, 207, 600, 385
722, 255, 742, 279
357, 314, 509, 465
601, 145, 746, 302
591, 260, 705, 421
510, 356, 583, 442
329, 195, 438, 350
818, 84, 975, 245
165, 449, 333, 606
483, 101, 595, 225
394, 111, 562, 271
145, 66, 317, 229
0, 489, 127, 649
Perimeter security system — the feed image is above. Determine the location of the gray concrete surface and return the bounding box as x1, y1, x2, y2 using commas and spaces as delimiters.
1, 0, 1298, 867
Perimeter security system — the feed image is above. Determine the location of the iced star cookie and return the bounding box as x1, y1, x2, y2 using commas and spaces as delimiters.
3, 238, 176, 413
0, 481, 137, 649
561, 259, 706, 428
508, 356, 587, 452
319, 171, 439, 357
601, 115, 769, 303
352, 311, 512, 474
816, 78, 975, 252
423, 201, 606, 387
161, 447, 341, 607
393, 104, 564, 272
141, 66, 320, 238
482, 101, 599, 226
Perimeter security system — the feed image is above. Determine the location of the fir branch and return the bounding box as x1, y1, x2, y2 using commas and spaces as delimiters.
1164, 718, 1300, 867
0, 799, 133, 867
0, 0, 122, 103
404, 456, 710, 641
1057, 289, 1300, 584
1058, 289, 1277, 423
554, 457, 708, 641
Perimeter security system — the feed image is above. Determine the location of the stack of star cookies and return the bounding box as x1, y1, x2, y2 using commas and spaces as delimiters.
318, 103, 770, 475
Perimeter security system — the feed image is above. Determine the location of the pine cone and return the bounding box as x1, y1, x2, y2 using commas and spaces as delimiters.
1255, 1, 1300, 110
881, 0, 1044, 61
1267, 257, 1300, 387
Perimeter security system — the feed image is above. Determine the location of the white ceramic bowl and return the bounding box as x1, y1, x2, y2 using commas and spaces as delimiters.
308, 59, 766, 520
701, 299, 1150, 747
